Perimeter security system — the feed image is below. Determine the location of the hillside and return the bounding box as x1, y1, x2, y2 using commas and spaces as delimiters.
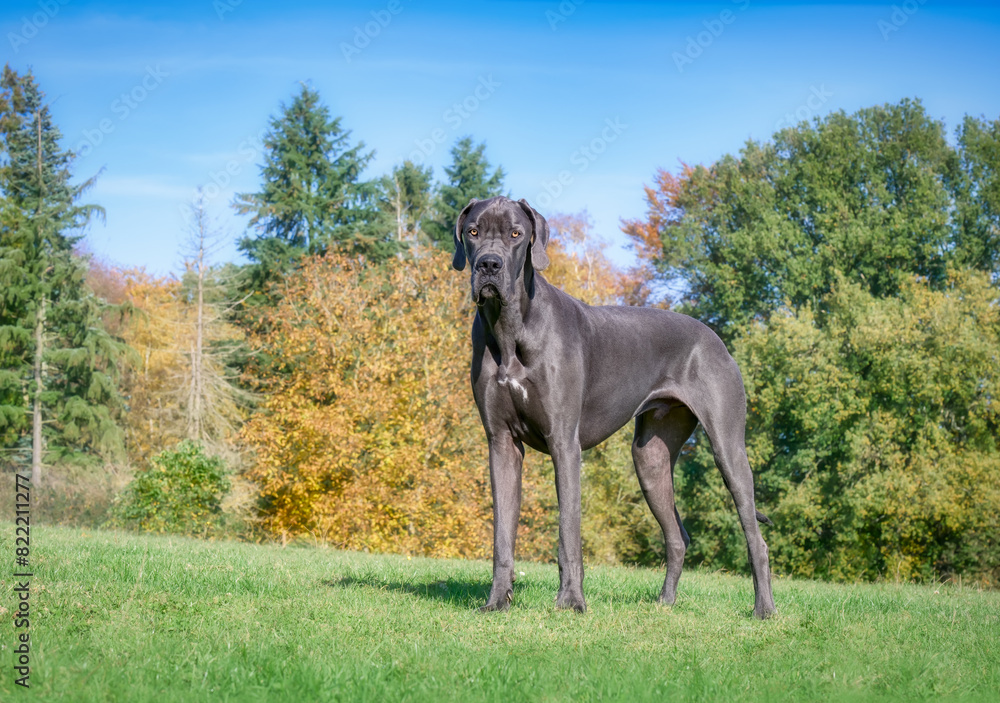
2, 524, 997, 701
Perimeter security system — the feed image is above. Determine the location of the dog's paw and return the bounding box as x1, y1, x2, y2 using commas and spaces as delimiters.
753, 602, 777, 620
657, 581, 680, 607
478, 589, 513, 613
555, 590, 587, 613
657, 592, 677, 607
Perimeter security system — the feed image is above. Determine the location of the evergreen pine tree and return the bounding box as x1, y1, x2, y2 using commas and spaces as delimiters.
233, 84, 397, 315
0, 65, 129, 482
423, 137, 505, 246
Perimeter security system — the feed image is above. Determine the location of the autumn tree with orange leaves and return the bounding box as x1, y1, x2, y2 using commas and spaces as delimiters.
241, 249, 494, 554
239, 217, 659, 560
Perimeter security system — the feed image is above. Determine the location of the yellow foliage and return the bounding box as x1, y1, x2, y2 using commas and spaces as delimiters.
117, 268, 247, 465
242, 222, 648, 559
118, 270, 188, 464
241, 250, 488, 555
547, 212, 664, 308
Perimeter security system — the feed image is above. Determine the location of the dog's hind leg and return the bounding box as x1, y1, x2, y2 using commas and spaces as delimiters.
632, 405, 699, 607
695, 388, 777, 620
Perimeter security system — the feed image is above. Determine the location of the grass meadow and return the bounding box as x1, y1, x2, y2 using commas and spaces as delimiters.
1, 523, 997, 702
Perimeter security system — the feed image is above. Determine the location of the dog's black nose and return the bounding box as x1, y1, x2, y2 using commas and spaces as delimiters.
476, 254, 503, 276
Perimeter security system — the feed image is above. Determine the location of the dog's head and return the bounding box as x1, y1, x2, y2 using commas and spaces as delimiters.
452, 196, 549, 304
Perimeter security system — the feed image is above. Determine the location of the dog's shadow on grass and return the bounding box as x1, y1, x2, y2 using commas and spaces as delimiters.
325, 573, 666, 610
324, 574, 492, 609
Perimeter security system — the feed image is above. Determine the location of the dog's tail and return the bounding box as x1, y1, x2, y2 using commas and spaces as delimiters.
755, 509, 774, 526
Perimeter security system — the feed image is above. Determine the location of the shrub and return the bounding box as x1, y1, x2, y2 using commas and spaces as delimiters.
107, 441, 231, 536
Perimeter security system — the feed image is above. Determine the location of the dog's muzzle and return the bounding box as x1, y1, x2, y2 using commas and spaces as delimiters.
473, 277, 505, 304
473, 254, 508, 304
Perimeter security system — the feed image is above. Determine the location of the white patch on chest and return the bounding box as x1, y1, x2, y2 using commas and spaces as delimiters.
498, 376, 529, 403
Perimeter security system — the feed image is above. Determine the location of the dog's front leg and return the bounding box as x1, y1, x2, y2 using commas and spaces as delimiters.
551, 435, 587, 613
480, 432, 524, 612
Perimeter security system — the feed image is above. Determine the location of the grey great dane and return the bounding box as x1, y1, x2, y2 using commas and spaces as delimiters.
453, 196, 776, 619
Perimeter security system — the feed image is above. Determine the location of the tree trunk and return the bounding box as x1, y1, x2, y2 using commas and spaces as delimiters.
189, 210, 206, 441
394, 174, 405, 242
31, 296, 45, 488
193, 255, 204, 439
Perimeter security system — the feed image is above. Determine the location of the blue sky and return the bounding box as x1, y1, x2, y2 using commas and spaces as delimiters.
4, 0, 1000, 273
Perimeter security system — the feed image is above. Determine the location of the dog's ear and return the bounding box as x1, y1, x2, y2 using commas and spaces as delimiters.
516, 198, 549, 271
452, 198, 478, 271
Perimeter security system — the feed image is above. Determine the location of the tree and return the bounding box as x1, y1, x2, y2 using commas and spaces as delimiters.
115, 192, 251, 466
621, 166, 693, 308
240, 249, 497, 553
0, 193, 25, 453
180, 190, 252, 450
423, 137, 505, 246
545, 212, 639, 306
233, 84, 397, 318
952, 114, 1000, 274
116, 268, 186, 465
377, 160, 433, 248
0, 65, 128, 482
620, 98, 1000, 584
677, 271, 1000, 584
629, 99, 964, 340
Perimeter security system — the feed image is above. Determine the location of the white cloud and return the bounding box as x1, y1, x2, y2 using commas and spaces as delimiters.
92, 175, 192, 200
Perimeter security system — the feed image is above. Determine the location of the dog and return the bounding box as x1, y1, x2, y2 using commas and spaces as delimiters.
453, 196, 776, 619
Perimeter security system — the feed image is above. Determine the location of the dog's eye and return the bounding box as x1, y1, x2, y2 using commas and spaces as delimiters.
469, 228, 478, 236
511, 231, 520, 238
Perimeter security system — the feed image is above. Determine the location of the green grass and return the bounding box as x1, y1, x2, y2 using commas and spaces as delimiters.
2, 524, 998, 701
